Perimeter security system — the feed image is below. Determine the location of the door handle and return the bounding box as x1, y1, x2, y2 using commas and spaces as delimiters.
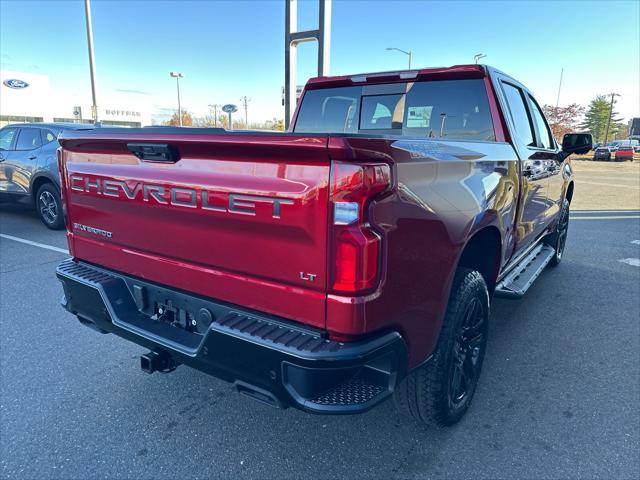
28, 155, 37, 160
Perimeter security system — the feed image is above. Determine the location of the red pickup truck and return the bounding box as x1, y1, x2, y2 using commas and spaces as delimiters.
56, 65, 591, 426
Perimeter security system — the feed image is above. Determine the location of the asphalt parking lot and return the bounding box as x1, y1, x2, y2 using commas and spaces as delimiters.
1, 187, 639, 478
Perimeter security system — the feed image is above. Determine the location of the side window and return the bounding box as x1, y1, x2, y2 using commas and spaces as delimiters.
41, 129, 57, 145
0, 127, 17, 150
502, 83, 534, 146
15, 128, 43, 151
528, 96, 554, 149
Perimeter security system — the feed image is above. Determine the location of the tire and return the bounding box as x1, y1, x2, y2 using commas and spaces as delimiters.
544, 198, 569, 267
35, 183, 64, 230
394, 269, 489, 427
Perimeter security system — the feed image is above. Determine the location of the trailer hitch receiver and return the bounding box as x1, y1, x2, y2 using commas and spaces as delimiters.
140, 350, 178, 374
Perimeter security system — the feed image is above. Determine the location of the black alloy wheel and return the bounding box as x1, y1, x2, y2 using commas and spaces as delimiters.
448, 296, 487, 410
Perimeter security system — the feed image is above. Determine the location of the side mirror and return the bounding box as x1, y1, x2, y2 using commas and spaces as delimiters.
562, 133, 593, 155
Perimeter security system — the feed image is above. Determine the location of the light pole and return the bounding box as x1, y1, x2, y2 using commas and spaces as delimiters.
474, 53, 487, 64
208, 104, 219, 127
83, 0, 98, 123
603, 93, 620, 144
386, 47, 412, 69
170, 71, 184, 126
240, 96, 250, 128
555, 67, 564, 109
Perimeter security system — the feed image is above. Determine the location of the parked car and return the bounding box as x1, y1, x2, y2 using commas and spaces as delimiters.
624, 139, 640, 153
615, 143, 635, 161
55, 64, 590, 427
593, 146, 612, 161
0, 123, 94, 229
607, 141, 622, 151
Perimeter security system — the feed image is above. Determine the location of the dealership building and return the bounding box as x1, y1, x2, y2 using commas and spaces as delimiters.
0, 70, 154, 127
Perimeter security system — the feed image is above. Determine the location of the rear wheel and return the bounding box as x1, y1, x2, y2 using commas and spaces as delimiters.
545, 198, 569, 267
36, 183, 64, 230
394, 269, 489, 427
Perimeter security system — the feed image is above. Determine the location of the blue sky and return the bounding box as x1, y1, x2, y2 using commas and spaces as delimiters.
1, 0, 638, 122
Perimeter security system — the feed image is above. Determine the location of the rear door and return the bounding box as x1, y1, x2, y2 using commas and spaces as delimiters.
4, 127, 43, 195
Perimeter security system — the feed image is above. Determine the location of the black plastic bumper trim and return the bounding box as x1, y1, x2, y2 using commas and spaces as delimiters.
56, 259, 408, 414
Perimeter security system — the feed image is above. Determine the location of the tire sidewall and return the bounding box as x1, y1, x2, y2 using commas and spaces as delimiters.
547, 198, 570, 265
36, 183, 64, 230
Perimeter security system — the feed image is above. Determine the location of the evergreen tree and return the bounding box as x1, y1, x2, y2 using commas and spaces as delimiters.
580, 95, 622, 143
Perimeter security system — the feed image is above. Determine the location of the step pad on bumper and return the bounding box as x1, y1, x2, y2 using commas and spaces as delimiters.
58, 259, 118, 285
215, 312, 342, 354
311, 377, 385, 406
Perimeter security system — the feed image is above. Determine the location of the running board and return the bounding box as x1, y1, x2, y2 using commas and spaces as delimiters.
494, 244, 555, 299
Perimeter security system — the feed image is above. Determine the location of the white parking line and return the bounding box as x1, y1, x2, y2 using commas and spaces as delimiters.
632, 240, 640, 245
577, 176, 640, 183
619, 258, 640, 267
570, 216, 640, 220
578, 181, 640, 190
572, 210, 640, 214
0, 234, 69, 254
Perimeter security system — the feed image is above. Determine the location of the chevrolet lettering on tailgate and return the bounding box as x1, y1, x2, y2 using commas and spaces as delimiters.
69, 174, 294, 218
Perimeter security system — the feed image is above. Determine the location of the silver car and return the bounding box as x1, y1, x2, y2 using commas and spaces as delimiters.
0, 123, 94, 229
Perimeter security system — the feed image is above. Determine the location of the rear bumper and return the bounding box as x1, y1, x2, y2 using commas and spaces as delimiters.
56, 259, 407, 414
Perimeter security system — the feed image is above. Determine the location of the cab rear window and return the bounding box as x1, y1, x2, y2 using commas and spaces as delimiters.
294, 79, 495, 141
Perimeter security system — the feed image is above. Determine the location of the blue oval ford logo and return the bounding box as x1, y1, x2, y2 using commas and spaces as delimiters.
3, 79, 30, 89
222, 104, 238, 113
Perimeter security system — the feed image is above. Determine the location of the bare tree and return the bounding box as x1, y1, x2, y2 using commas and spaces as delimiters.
164, 110, 193, 127
543, 104, 585, 141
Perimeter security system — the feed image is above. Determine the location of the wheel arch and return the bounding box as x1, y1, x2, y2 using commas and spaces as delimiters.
30, 174, 59, 205
456, 226, 502, 293
565, 181, 574, 204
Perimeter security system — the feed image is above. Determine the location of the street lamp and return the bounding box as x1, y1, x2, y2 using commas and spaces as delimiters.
474, 53, 487, 64
386, 47, 412, 69
170, 71, 184, 126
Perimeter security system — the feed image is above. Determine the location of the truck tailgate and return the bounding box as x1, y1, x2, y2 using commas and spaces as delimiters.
59, 131, 331, 328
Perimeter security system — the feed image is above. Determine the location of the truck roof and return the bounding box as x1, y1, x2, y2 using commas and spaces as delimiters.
304, 64, 494, 89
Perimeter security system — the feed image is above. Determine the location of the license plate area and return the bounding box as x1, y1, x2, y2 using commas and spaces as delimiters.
151, 300, 208, 334
110, 276, 232, 353
132, 284, 215, 337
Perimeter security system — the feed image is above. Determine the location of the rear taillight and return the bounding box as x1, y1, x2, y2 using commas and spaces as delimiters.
329, 161, 391, 294
56, 148, 71, 232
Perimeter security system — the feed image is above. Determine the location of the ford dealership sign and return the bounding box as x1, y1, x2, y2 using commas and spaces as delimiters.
3, 79, 30, 89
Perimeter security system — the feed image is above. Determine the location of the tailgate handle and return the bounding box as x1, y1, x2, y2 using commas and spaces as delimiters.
127, 143, 179, 163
